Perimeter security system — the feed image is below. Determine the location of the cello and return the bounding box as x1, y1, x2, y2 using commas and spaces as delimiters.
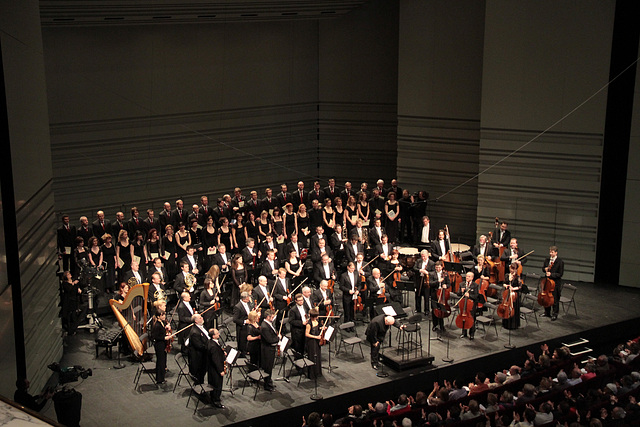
537, 262, 556, 308
433, 284, 451, 319
454, 290, 475, 331
496, 273, 518, 320
474, 278, 490, 309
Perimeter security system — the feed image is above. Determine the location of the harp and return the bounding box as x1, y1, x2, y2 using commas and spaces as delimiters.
109, 283, 149, 356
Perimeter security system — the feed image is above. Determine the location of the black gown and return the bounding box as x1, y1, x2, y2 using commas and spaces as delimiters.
199, 289, 218, 330
305, 322, 323, 378
101, 243, 116, 291
286, 258, 303, 284
162, 236, 177, 279
296, 214, 310, 248
258, 221, 270, 243
117, 242, 131, 280
247, 324, 262, 367
176, 232, 189, 261
89, 248, 104, 291
233, 224, 246, 255
345, 206, 358, 233
245, 221, 260, 243
385, 202, 399, 243
218, 227, 232, 252
202, 227, 217, 270
283, 213, 297, 240
231, 267, 246, 307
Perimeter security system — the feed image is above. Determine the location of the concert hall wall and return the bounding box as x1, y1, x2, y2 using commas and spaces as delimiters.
0, 0, 63, 398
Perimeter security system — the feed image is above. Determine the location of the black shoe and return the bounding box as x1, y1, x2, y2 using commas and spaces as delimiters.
157, 380, 167, 385
264, 386, 275, 391
551, 315, 558, 321
213, 402, 226, 409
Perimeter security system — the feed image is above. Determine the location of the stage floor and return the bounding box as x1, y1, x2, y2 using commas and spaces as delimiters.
40, 280, 640, 427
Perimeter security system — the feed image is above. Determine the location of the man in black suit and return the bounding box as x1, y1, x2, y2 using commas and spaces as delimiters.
207, 328, 226, 408
292, 181, 309, 211
309, 181, 324, 205
430, 229, 450, 262
232, 292, 254, 355
260, 309, 280, 391
147, 257, 168, 285
286, 233, 302, 258
143, 209, 160, 237
369, 189, 386, 224
309, 226, 327, 252
147, 271, 166, 311
308, 200, 324, 233
413, 249, 435, 314
92, 211, 110, 244
188, 314, 209, 384
200, 196, 215, 226
354, 253, 371, 278
415, 216, 433, 248
339, 262, 361, 323
301, 286, 314, 312
261, 188, 278, 215
493, 220, 511, 251
158, 202, 173, 236
276, 184, 292, 209
312, 280, 333, 317
458, 271, 483, 340
323, 178, 338, 202
366, 268, 389, 316
174, 261, 196, 296
252, 276, 272, 320
245, 191, 262, 219
213, 244, 231, 274
375, 234, 394, 267
500, 238, 527, 275
288, 293, 308, 356
259, 234, 279, 261
369, 218, 386, 248
260, 250, 279, 281
386, 179, 403, 200
429, 261, 450, 332
176, 292, 196, 356
127, 207, 145, 239
365, 314, 395, 370
241, 238, 259, 283
170, 199, 189, 229
272, 268, 290, 327
57, 215, 77, 272
473, 234, 496, 261
340, 182, 354, 206
121, 261, 145, 285
112, 211, 126, 238
313, 254, 335, 286
310, 238, 334, 264
77, 216, 93, 246
181, 245, 202, 275
231, 187, 246, 216
541, 245, 564, 321
188, 204, 203, 229
345, 235, 364, 264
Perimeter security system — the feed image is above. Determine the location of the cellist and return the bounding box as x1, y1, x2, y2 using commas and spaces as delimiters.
541, 246, 564, 321
473, 255, 491, 281
339, 262, 361, 324
458, 272, 483, 340
429, 261, 450, 332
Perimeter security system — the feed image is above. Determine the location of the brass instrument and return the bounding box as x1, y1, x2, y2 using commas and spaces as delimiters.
127, 276, 139, 287
361, 227, 370, 249
342, 226, 348, 241
185, 273, 197, 292
154, 288, 167, 303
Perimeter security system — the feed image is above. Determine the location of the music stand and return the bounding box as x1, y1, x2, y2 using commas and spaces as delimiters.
223, 346, 240, 395
321, 324, 337, 373
443, 261, 465, 275
274, 337, 291, 382
396, 280, 414, 307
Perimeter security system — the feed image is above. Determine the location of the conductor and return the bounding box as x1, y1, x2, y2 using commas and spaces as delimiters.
365, 314, 395, 370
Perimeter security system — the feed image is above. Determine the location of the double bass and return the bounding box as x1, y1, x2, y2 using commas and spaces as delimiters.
443, 225, 463, 292
455, 291, 475, 330
497, 283, 516, 319
537, 262, 556, 308
433, 284, 451, 319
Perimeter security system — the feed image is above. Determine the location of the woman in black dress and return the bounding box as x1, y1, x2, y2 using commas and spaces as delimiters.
344, 196, 358, 234
87, 236, 104, 291
200, 277, 219, 331
115, 229, 132, 281
232, 213, 246, 254
296, 204, 310, 248
285, 249, 303, 285
175, 222, 191, 263
246, 311, 262, 368
162, 225, 178, 280
244, 212, 260, 244
230, 255, 246, 307
132, 231, 146, 267
73, 236, 89, 277
202, 216, 218, 271
101, 233, 117, 293
217, 217, 233, 252
385, 192, 400, 244
322, 199, 335, 236
145, 229, 162, 269
150, 310, 169, 384
333, 197, 345, 230
258, 211, 272, 244
283, 203, 297, 242
357, 193, 370, 227
305, 307, 323, 379
502, 263, 522, 330
271, 208, 284, 241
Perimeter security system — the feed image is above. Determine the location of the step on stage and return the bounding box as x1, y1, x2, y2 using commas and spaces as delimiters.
379, 349, 435, 371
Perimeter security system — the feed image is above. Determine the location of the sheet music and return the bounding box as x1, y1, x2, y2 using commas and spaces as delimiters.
382, 306, 397, 316
238, 201, 245, 208
64, 246, 71, 255
324, 325, 334, 341
117, 257, 124, 268
207, 247, 216, 256
133, 255, 141, 265
279, 336, 289, 353
150, 252, 159, 260
226, 347, 238, 364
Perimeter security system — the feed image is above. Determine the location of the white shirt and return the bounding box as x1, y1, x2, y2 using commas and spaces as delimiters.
323, 263, 331, 278
439, 240, 446, 256
421, 224, 430, 243
196, 324, 210, 340
241, 301, 251, 315
259, 285, 270, 303
184, 301, 194, 315
187, 254, 196, 270
292, 242, 299, 256
133, 271, 141, 283
297, 304, 306, 319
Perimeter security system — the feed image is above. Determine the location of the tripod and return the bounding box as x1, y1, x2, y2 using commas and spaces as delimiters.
77, 286, 103, 333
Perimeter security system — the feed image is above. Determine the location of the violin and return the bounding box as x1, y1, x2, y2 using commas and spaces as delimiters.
455, 291, 474, 330
390, 260, 402, 288
319, 308, 332, 346
327, 278, 335, 292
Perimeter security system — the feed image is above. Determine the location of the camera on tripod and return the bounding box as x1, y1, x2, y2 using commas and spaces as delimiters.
48, 362, 92, 384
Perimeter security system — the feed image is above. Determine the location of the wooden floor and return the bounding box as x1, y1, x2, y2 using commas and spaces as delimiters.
40, 280, 640, 427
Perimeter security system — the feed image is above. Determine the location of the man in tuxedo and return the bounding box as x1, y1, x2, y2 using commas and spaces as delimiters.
260, 250, 279, 281
430, 229, 450, 262
366, 268, 389, 313
271, 268, 290, 327
309, 181, 324, 206
375, 234, 394, 266
386, 179, 403, 200
127, 207, 145, 238
232, 292, 254, 355
57, 215, 77, 272
252, 275, 272, 320
231, 187, 246, 216
286, 233, 302, 258
288, 293, 308, 356
493, 220, 511, 251
339, 262, 361, 323
310, 238, 334, 264
143, 209, 160, 237
241, 238, 259, 282
429, 261, 450, 332
313, 254, 335, 286
77, 216, 93, 246
176, 292, 196, 356
112, 211, 126, 238
173, 261, 195, 295
500, 238, 527, 273
147, 272, 166, 311
259, 234, 278, 261
188, 205, 202, 229
213, 244, 231, 274
369, 218, 386, 248
301, 286, 314, 312
312, 280, 333, 317
171, 199, 189, 229
374, 179, 387, 199
158, 202, 173, 236
415, 216, 433, 248
292, 181, 308, 211
147, 257, 168, 286
245, 191, 262, 219
355, 253, 371, 278
458, 272, 483, 340
188, 314, 210, 384
181, 245, 202, 275
199, 196, 215, 226
413, 250, 435, 313
308, 200, 324, 231
276, 184, 292, 209
323, 178, 338, 201
260, 309, 280, 391
345, 235, 364, 264
365, 314, 395, 370
92, 211, 110, 244
261, 188, 278, 215
207, 328, 226, 408
349, 219, 367, 248
473, 234, 496, 261
122, 261, 145, 285
340, 181, 354, 206
541, 246, 564, 321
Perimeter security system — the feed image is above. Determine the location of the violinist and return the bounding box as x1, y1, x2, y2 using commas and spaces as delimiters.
200, 277, 220, 330
272, 268, 290, 327
375, 234, 394, 266
345, 235, 364, 263
502, 264, 522, 330
430, 229, 450, 262
260, 249, 279, 281
310, 238, 334, 264
500, 238, 527, 271
367, 268, 390, 319
176, 292, 195, 356
150, 310, 171, 385
429, 261, 450, 332
473, 255, 491, 281
301, 286, 314, 312
304, 307, 324, 379
339, 262, 361, 323
252, 275, 272, 321
312, 280, 333, 318
541, 246, 564, 321
246, 311, 262, 367
289, 293, 308, 356
313, 254, 336, 286
355, 252, 371, 278
206, 328, 226, 409
458, 272, 483, 340
259, 309, 280, 391
385, 249, 403, 303
413, 249, 435, 314
232, 291, 254, 356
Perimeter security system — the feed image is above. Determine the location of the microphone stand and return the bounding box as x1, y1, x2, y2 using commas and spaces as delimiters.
310, 346, 323, 400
